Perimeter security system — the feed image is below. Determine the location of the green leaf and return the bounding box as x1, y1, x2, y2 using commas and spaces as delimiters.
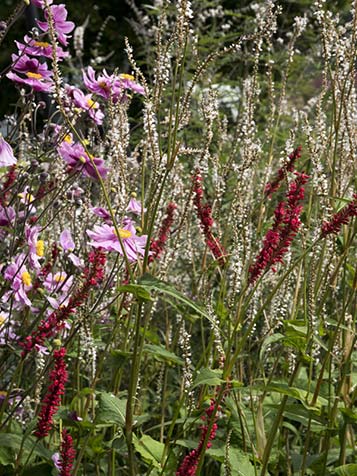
133, 434, 164, 469
212, 446, 256, 476
96, 392, 126, 427
266, 383, 328, 410
143, 344, 184, 365
259, 333, 284, 360
117, 284, 152, 301
0, 434, 51, 460
228, 447, 256, 476
335, 464, 357, 476
192, 368, 223, 388
138, 274, 220, 331
0, 446, 14, 467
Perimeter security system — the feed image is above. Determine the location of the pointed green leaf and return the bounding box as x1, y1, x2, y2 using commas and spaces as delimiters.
96, 392, 126, 427
335, 464, 357, 476
138, 274, 221, 331
133, 434, 164, 469
143, 344, 184, 365
192, 368, 223, 388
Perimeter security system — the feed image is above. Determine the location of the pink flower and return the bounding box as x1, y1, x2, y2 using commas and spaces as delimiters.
37, 4, 75, 46
115, 73, 145, 95
0, 206, 16, 226
25, 225, 45, 270
87, 218, 147, 262
52, 453, 61, 471
57, 141, 108, 180
31, 0, 53, 7
15, 35, 68, 61
126, 197, 144, 215
0, 136, 17, 167
6, 54, 53, 93
83, 67, 145, 102
60, 229, 75, 251
65, 85, 104, 125
20, 250, 106, 356
44, 272, 73, 294
91, 207, 112, 222
3, 254, 33, 308
82, 66, 117, 100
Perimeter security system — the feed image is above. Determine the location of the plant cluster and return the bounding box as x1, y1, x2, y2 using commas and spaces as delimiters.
0, 0, 356, 475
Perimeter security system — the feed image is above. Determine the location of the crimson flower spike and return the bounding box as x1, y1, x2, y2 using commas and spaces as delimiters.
192, 169, 226, 266
20, 249, 106, 356
59, 429, 76, 476
176, 399, 220, 476
149, 202, 177, 262
35, 347, 68, 438
265, 145, 302, 198
249, 171, 309, 285
320, 194, 357, 237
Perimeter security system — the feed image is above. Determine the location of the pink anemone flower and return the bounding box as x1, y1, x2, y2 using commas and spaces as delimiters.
57, 140, 108, 180
87, 218, 147, 262
3, 254, 33, 308
6, 54, 53, 93
15, 35, 68, 61
65, 85, 104, 125
31, 0, 53, 7
37, 4, 75, 46
82, 66, 117, 100
0, 136, 17, 167
25, 225, 45, 270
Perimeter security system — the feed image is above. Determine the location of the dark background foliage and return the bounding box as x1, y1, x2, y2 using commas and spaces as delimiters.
0, 0, 351, 117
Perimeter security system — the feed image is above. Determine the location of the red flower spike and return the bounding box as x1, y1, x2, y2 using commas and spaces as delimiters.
192, 170, 226, 266
20, 249, 106, 356
149, 202, 177, 262
321, 194, 357, 237
265, 146, 302, 198
35, 347, 68, 438
0, 165, 17, 206
59, 429, 76, 476
176, 398, 220, 476
249, 172, 309, 284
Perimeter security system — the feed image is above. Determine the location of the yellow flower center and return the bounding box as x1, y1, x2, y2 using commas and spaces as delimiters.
54, 273, 66, 283
26, 72, 43, 79
86, 99, 98, 109
64, 135, 72, 144
21, 271, 32, 286
0, 315, 6, 326
18, 192, 35, 203
34, 41, 50, 48
36, 240, 45, 257
79, 156, 87, 164
114, 228, 132, 239
120, 74, 134, 81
